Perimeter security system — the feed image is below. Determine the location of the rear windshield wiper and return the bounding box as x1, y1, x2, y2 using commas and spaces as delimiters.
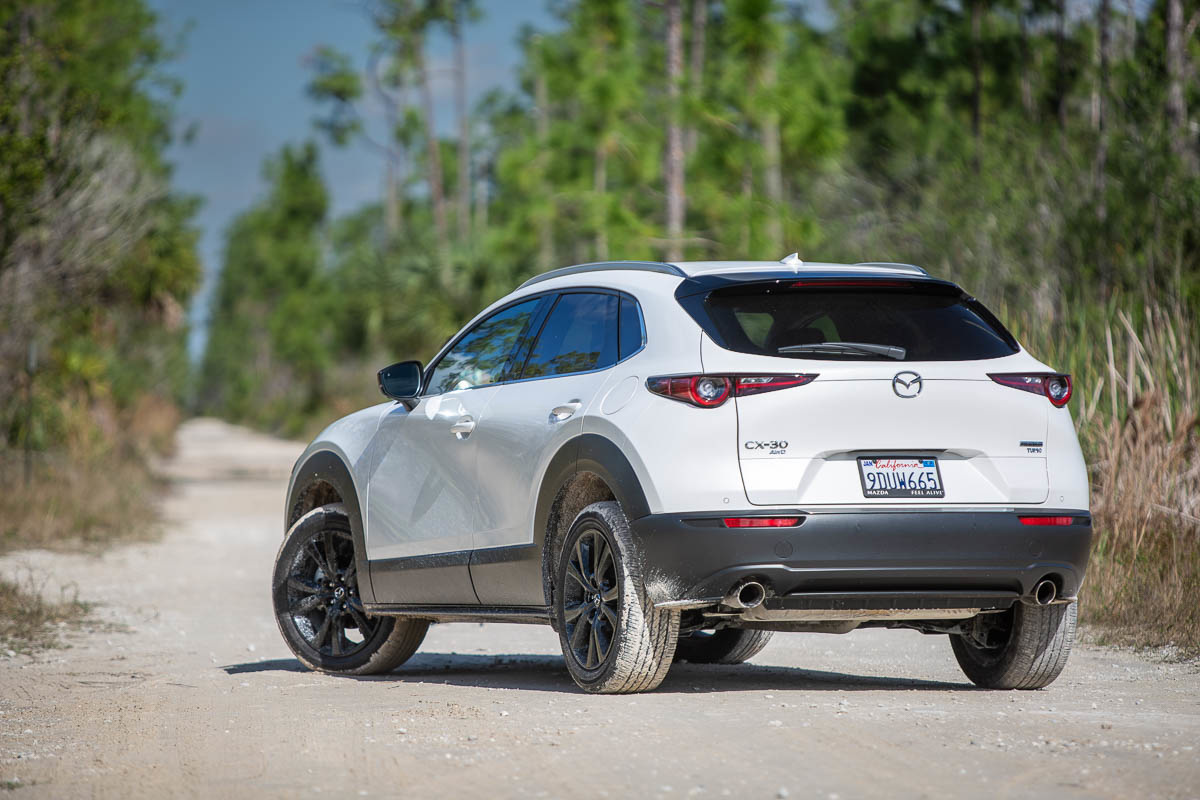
777, 342, 907, 360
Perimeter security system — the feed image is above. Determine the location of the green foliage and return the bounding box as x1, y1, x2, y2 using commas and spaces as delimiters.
202, 0, 1199, 427
200, 143, 334, 433
0, 0, 200, 460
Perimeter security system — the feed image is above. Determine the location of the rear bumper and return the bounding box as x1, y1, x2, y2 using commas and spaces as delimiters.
628, 509, 1092, 606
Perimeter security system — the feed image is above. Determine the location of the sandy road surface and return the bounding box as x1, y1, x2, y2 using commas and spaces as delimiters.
1, 418, 1198, 799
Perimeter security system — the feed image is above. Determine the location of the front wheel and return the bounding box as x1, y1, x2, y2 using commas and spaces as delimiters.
272, 504, 427, 675
553, 501, 679, 693
950, 601, 1076, 689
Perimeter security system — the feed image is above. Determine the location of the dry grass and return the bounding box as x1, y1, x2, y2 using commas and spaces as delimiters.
1010, 299, 1200, 655
0, 391, 172, 556
1077, 307, 1200, 654
0, 571, 90, 653
0, 452, 160, 556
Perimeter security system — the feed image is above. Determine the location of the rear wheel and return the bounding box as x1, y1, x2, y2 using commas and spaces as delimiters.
674, 628, 773, 665
950, 601, 1076, 689
553, 501, 679, 693
272, 504, 427, 675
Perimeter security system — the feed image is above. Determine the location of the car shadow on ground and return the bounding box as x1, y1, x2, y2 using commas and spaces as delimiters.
222, 653, 973, 693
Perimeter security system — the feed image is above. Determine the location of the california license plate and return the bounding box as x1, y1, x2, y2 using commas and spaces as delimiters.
857, 457, 945, 498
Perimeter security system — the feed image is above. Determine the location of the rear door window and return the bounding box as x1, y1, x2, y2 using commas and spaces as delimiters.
699, 283, 1018, 361
521, 293, 619, 379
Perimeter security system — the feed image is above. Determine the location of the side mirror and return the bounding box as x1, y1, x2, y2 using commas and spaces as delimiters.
378, 360, 424, 401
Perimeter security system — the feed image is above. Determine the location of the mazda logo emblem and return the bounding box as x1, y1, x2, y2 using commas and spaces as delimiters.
893, 371, 923, 398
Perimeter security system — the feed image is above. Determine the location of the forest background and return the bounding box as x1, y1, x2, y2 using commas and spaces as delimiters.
2, 0, 1197, 652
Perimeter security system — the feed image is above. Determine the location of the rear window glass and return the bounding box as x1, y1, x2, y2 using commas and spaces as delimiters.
618, 295, 645, 360
701, 284, 1018, 361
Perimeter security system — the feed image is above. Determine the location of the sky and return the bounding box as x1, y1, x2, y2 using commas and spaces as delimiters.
147, 0, 558, 358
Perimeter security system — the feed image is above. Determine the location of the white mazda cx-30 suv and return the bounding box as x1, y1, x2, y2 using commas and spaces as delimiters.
273, 257, 1091, 693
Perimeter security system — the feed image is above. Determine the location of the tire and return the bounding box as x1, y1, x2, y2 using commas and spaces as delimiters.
950, 601, 1077, 690
272, 504, 427, 675
674, 628, 774, 665
553, 501, 680, 693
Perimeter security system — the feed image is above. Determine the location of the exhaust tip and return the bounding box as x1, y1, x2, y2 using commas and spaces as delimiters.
724, 580, 766, 610
1034, 579, 1057, 606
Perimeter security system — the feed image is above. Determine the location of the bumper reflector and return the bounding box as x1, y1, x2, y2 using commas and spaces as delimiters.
1019, 515, 1074, 526
723, 517, 801, 528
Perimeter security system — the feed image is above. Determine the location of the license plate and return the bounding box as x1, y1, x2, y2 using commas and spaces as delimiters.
857, 457, 945, 498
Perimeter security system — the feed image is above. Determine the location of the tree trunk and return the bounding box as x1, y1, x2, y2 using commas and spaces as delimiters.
685, 0, 707, 156
1019, 3, 1034, 117
594, 139, 609, 261
412, 32, 449, 260
970, 0, 983, 170
1055, 0, 1067, 136
1096, 0, 1111, 290
665, 0, 685, 262
1165, 0, 1194, 172
762, 61, 783, 254
453, 4, 471, 245
473, 159, 489, 233
534, 67, 554, 271
740, 157, 753, 256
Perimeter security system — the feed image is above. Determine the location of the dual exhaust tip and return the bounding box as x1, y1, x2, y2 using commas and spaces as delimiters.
723, 577, 1058, 611
723, 580, 766, 610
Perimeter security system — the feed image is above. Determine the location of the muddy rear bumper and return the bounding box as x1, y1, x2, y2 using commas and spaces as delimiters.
628, 509, 1092, 607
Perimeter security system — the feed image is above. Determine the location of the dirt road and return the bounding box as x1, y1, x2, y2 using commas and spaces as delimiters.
1, 419, 1197, 798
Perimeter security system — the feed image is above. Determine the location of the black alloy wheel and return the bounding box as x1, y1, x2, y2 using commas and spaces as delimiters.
561, 527, 621, 670
283, 526, 378, 658
272, 504, 427, 675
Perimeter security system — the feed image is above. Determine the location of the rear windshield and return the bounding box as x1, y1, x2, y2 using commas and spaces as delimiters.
697, 283, 1018, 361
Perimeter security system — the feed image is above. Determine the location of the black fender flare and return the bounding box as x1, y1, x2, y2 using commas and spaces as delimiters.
286, 450, 375, 604
534, 433, 650, 607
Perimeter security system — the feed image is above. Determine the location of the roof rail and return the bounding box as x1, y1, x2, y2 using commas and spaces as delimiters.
854, 261, 929, 276
517, 261, 686, 289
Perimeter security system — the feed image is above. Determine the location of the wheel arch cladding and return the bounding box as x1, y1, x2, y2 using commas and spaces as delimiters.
537, 434, 651, 609
286, 449, 375, 604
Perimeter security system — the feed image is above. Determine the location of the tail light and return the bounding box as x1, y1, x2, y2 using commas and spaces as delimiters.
988, 373, 1073, 407
646, 374, 817, 408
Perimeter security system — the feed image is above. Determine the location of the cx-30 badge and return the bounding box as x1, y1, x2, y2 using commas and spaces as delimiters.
893, 371, 923, 398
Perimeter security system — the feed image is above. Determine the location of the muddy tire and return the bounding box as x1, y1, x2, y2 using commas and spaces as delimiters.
272, 504, 427, 675
950, 601, 1076, 690
553, 501, 680, 693
674, 628, 774, 665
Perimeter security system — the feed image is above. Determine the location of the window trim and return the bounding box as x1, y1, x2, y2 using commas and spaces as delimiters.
421, 287, 647, 396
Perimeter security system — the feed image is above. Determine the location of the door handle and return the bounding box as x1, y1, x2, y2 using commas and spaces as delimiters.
549, 401, 582, 423
450, 416, 475, 439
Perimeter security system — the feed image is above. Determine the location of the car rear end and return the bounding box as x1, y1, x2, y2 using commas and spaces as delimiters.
629, 269, 1091, 629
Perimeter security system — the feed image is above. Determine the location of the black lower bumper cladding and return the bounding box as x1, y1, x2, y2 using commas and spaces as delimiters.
629, 509, 1092, 604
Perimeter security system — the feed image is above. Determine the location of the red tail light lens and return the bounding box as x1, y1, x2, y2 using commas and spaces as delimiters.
789, 279, 912, 289
646, 374, 817, 407
988, 373, 1073, 407
734, 374, 818, 396
1019, 515, 1075, 526
723, 517, 801, 528
645, 376, 732, 407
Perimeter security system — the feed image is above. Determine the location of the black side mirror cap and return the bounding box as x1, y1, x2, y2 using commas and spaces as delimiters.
378, 360, 424, 401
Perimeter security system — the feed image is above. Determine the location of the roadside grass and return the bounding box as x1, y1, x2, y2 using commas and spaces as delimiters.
1008, 298, 1200, 656
0, 391, 176, 650
0, 571, 90, 654
0, 452, 160, 556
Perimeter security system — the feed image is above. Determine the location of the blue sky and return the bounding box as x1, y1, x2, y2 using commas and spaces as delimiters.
147, 0, 557, 357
